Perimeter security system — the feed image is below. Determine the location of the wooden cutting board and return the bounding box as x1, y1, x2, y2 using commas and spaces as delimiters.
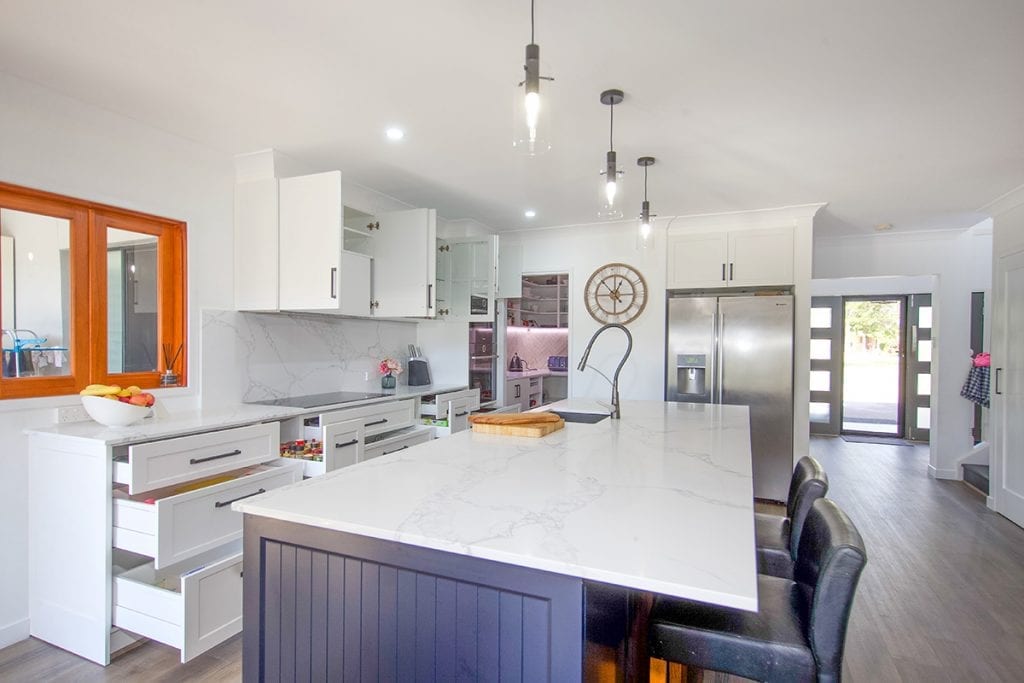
471, 418, 565, 437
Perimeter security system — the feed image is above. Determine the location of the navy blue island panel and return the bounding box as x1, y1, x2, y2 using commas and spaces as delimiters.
243, 515, 641, 682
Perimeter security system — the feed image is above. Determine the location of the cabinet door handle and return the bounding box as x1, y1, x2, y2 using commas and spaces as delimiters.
721, 263, 726, 281
995, 368, 1003, 395
454, 411, 469, 418
366, 418, 388, 427
190, 449, 242, 465
214, 488, 266, 508
335, 439, 359, 449
330, 267, 338, 299
427, 283, 433, 310
729, 263, 734, 280
383, 445, 410, 455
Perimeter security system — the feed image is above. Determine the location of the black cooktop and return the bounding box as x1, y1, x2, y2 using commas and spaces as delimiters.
247, 391, 389, 409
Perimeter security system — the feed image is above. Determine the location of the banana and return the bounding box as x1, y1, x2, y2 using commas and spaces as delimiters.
80, 384, 122, 396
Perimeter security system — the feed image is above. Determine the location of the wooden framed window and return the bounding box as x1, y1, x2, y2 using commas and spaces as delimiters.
0, 181, 187, 399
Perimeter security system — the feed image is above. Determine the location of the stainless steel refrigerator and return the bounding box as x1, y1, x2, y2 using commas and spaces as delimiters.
666, 293, 794, 501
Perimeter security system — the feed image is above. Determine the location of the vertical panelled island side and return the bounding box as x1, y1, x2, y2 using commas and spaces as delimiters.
234, 400, 758, 681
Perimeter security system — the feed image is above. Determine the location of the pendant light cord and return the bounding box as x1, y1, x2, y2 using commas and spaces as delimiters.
531, 0, 535, 43
643, 164, 648, 200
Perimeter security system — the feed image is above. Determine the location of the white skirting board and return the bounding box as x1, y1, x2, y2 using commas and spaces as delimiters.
0, 618, 30, 650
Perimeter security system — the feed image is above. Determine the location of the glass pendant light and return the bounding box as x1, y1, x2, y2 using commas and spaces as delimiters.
636, 156, 656, 250
597, 89, 624, 219
513, 0, 553, 155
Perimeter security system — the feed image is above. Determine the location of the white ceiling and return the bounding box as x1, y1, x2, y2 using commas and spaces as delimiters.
1, 0, 1022, 236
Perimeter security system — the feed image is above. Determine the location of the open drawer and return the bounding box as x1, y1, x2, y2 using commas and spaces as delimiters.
113, 422, 281, 495
363, 425, 434, 461
113, 460, 301, 569
113, 548, 243, 663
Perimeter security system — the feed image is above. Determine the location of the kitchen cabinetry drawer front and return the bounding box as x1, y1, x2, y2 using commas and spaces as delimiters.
113, 461, 301, 569
115, 422, 281, 495
363, 426, 433, 460
319, 418, 364, 475
113, 550, 243, 663
446, 396, 476, 434
423, 388, 480, 419
361, 399, 415, 437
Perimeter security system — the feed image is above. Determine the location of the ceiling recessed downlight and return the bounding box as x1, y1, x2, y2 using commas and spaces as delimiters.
385, 127, 405, 141
874, 222, 893, 231
524, 209, 536, 218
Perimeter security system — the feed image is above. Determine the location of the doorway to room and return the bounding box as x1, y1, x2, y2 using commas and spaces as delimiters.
841, 298, 904, 435
809, 294, 931, 441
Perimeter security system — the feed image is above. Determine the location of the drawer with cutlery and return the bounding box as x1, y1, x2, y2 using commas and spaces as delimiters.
112, 459, 302, 569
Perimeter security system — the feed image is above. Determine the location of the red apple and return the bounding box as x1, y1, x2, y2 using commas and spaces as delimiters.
128, 394, 149, 407
140, 392, 156, 407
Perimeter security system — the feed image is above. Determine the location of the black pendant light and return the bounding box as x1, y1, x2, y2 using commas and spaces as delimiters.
637, 156, 656, 249
599, 89, 624, 218
514, 0, 553, 155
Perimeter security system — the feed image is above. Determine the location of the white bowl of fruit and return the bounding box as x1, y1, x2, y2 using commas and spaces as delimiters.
80, 384, 156, 427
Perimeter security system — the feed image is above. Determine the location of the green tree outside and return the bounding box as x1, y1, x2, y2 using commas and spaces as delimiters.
845, 300, 900, 352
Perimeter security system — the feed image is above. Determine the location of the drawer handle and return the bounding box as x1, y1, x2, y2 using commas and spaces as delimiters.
335, 439, 359, 448
214, 488, 266, 508
365, 418, 388, 427
383, 445, 410, 455
190, 449, 242, 465
454, 411, 469, 417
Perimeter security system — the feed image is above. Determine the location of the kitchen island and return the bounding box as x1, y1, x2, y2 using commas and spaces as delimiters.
236, 399, 756, 681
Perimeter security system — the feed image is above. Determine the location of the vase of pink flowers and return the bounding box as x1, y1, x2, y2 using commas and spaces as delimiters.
379, 358, 402, 389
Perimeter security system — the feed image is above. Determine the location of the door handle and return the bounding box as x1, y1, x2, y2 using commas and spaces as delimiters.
335, 439, 359, 448
383, 445, 410, 455
190, 449, 242, 465
995, 368, 1003, 395
454, 411, 469, 418
427, 283, 433, 310
729, 263, 734, 281
330, 267, 337, 299
721, 263, 726, 281
365, 418, 388, 427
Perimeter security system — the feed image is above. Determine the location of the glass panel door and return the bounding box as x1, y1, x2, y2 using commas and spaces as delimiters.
841, 297, 904, 435
905, 293, 932, 441
810, 296, 842, 435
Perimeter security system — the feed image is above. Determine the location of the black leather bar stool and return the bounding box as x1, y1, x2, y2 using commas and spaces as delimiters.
650, 498, 867, 683
757, 455, 828, 579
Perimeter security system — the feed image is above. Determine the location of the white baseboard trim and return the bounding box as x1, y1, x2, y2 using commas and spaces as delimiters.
929, 465, 960, 480
987, 496, 996, 510
0, 618, 30, 650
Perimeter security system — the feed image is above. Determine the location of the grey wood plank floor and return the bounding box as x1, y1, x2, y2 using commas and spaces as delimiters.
3, 436, 1023, 682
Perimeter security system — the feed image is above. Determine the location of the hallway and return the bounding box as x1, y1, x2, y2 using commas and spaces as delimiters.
811, 436, 1024, 681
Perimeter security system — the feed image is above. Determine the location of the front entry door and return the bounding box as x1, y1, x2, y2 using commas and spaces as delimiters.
995, 249, 1024, 527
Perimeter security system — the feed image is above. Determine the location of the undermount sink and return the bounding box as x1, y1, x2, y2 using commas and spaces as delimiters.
550, 411, 610, 424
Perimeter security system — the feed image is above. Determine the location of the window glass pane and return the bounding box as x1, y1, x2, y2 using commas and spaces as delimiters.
810, 402, 830, 423
810, 370, 830, 392
918, 306, 932, 329
810, 338, 831, 360
810, 307, 832, 328
917, 406, 931, 430
917, 372, 931, 396
917, 339, 932, 363
0, 208, 71, 377
107, 227, 158, 374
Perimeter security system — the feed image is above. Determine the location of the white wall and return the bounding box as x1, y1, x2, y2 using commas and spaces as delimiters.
0, 72, 236, 647
812, 221, 993, 479
0, 209, 69, 346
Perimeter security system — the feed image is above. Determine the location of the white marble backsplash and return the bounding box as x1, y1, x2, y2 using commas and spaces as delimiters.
201, 310, 418, 407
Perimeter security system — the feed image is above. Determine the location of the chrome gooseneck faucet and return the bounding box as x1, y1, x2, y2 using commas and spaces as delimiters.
577, 323, 633, 419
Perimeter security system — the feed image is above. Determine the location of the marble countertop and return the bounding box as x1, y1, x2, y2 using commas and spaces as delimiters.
25, 383, 467, 446
236, 399, 758, 609
505, 368, 553, 379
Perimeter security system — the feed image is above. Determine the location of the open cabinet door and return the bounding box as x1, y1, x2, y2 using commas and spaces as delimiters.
373, 208, 436, 317
994, 249, 1024, 526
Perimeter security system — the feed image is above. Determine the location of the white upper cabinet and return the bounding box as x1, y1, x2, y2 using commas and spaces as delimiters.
435, 235, 497, 321
667, 226, 794, 289
275, 171, 436, 318
372, 208, 437, 318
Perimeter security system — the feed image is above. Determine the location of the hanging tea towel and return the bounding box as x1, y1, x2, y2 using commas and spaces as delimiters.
961, 364, 990, 407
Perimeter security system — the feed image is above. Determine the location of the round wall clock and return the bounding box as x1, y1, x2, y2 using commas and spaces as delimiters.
583, 262, 648, 325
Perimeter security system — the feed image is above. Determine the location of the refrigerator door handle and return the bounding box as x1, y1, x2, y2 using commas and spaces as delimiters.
716, 308, 724, 404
